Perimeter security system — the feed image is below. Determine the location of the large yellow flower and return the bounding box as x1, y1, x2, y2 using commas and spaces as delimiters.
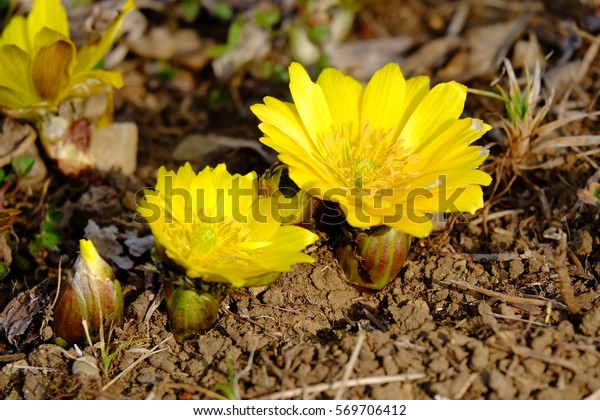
138, 163, 319, 288
251, 63, 492, 237
0, 0, 134, 111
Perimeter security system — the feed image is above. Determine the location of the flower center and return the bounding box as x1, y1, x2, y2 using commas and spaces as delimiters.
321, 123, 414, 192
190, 224, 218, 253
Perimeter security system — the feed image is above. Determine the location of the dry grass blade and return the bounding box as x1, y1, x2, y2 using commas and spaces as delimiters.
101, 334, 173, 391
531, 135, 600, 153
334, 330, 366, 400
257, 373, 426, 400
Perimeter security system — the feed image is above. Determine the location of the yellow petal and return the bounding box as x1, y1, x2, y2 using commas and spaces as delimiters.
251, 98, 312, 154
360, 63, 406, 133
0, 16, 29, 52
28, 0, 70, 48
288, 62, 334, 153
394, 75, 430, 138
0, 45, 38, 107
401, 81, 467, 151
386, 212, 433, 238
316, 67, 363, 134
32, 35, 75, 102
74, 0, 136, 73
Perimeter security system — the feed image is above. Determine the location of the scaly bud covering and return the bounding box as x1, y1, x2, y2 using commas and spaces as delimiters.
53, 239, 124, 345
335, 226, 411, 290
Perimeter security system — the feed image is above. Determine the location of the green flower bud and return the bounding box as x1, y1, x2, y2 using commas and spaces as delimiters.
53, 239, 124, 345
163, 281, 222, 342
335, 226, 411, 290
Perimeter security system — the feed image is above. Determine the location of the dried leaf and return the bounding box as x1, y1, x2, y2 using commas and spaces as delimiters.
0, 279, 55, 349
84, 220, 133, 270
324, 37, 415, 82
438, 17, 530, 82
122, 230, 154, 257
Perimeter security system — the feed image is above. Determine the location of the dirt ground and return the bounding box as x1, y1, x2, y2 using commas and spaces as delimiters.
2, 0, 600, 400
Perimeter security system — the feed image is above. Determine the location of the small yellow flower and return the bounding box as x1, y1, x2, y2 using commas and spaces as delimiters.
138, 163, 319, 288
251, 63, 492, 237
0, 0, 134, 111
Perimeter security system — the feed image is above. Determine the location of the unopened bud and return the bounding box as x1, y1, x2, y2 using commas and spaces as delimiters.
53, 239, 124, 345
335, 226, 411, 290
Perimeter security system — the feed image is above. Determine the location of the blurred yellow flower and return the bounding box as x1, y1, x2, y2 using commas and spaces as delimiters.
0, 0, 134, 111
138, 163, 319, 288
251, 63, 492, 237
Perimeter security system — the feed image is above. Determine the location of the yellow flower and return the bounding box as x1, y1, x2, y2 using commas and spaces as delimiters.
0, 0, 134, 111
138, 163, 319, 288
251, 63, 492, 237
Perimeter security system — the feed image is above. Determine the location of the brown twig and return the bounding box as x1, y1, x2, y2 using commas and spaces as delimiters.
442, 279, 567, 310
491, 343, 580, 373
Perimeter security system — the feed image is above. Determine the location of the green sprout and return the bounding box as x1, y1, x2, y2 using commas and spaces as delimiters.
212, 360, 238, 400
28, 206, 63, 253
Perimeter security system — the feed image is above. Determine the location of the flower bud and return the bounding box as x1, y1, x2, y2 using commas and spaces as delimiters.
260, 163, 315, 226
163, 282, 222, 342
53, 239, 124, 345
335, 226, 411, 290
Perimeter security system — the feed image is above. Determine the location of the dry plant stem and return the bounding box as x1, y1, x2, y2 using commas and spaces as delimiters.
551, 233, 580, 315
144, 284, 163, 337
0, 353, 26, 363
257, 373, 426, 400
81, 320, 98, 358
470, 209, 524, 226
442, 279, 566, 310
51, 261, 62, 310
334, 330, 366, 400
489, 312, 551, 327
101, 334, 172, 391
453, 372, 478, 399
233, 346, 256, 400
490, 343, 580, 373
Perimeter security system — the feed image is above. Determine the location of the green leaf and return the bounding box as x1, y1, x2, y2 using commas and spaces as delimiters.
0, 262, 8, 280
14, 255, 31, 271
308, 25, 330, 45
206, 88, 231, 110
45, 207, 63, 225
207, 44, 229, 58
11, 156, 35, 178
226, 18, 244, 48
0, 169, 5, 184
212, 2, 233, 21
181, 0, 201, 21
254, 8, 280, 29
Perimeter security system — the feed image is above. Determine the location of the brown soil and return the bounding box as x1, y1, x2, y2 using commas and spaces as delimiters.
1, 0, 600, 400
